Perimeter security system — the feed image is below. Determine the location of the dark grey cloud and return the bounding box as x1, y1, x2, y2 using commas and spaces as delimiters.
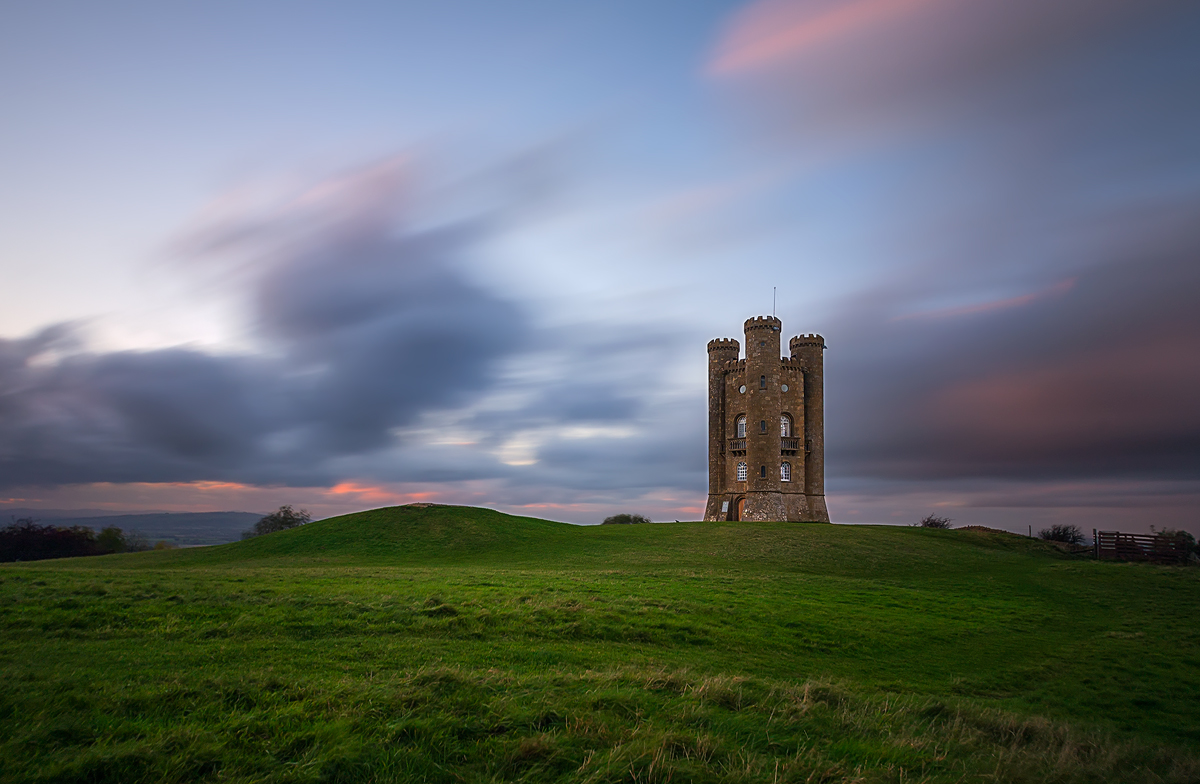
0, 158, 701, 504
0, 200, 530, 489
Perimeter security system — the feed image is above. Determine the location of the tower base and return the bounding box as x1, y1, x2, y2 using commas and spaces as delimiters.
705, 492, 831, 522
741, 491, 786, 521
803, 494, 830, 523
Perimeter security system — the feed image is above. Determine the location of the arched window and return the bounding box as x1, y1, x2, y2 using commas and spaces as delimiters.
736, 415, 746, 438
736, 462, 747, 482
760, 465, 767, 478
780, 414, 792, 437
781, 462, 792, 482
760, 375, 766, 389
760, 419, 767, 434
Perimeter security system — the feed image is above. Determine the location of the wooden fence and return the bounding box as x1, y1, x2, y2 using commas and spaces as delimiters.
1093, 530, 1189, 564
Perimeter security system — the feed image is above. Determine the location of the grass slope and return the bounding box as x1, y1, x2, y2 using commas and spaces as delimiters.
1, 505, 1198, 783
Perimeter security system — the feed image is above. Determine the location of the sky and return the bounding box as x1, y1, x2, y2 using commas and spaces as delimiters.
2, 0, 1199, 533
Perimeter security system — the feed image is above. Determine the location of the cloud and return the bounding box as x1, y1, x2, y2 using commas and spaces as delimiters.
827, 223, 1200, 485
0, 158, 531, 490
0, 154, 704, 522
709, 0, 1200, 161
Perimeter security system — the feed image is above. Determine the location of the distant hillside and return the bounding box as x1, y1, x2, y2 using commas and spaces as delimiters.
1, 507, 142, 520
1, 510, 264, 546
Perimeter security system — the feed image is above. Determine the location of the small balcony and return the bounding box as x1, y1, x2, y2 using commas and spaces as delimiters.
728, 438, 747, 454
781, 437, 799, 451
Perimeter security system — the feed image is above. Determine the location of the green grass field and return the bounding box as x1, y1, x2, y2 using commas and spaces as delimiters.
1, 505, 1198, 783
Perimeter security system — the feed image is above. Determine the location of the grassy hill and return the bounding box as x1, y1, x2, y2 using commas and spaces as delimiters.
2, 505, 1198, 783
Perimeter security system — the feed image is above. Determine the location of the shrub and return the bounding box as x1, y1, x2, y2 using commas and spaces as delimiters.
124, 530, 153, 552
916, 515, 952, 529
1038, 524, 1085, 545
97, 526, 126, 554
602, 513, 652, 525
1155, 529, 1197, 556
243, 505, 313, 538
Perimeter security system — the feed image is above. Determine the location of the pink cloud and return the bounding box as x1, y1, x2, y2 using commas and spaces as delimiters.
704, 0, 1168, 153
892, 278, 1076, 322
710, 0, 941, 76
926, 333, 1200, 454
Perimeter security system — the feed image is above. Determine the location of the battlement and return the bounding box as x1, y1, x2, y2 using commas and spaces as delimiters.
744, 316, 782, 333
707, 338, 740, 353
789, 334, 826, 350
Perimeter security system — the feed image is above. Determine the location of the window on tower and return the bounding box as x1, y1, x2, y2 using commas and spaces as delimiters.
780, 414, 792, 437
781, 462, 792, 482
737, 462, 747, 482
760, 375, 766, 389
760, 465, 767, 478
760, 419, 767, 434
736, 416, 746, 438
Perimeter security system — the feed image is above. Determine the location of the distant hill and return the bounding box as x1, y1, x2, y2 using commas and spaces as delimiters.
0, 510, 264, 546
1, 508, 146, 520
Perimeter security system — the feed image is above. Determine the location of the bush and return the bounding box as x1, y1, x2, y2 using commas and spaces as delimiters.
243, 505, 313, 538
1155, 529, 1197, 556
97, 526, 126, 554
916, 515, 952, 529
602, 513, 652, 525
1038, 524, 1085, 545
124, 530, 153, 552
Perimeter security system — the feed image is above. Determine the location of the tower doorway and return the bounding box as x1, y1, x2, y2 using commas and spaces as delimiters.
735, 497, 745, 521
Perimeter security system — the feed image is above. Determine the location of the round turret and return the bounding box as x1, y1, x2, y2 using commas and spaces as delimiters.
789, 334, 825, 353
744, 316, 782, 334
707, 338, 740, 358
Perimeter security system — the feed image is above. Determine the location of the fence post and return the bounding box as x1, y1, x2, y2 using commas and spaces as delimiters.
1093, 529, 1098, 560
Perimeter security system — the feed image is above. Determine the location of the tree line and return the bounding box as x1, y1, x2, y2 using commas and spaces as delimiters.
1, 504, 315, 562
0, 518, 154, 562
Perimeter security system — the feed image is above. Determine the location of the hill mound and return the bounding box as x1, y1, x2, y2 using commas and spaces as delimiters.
157, 504, 1075, 581
186, 503, 578, 564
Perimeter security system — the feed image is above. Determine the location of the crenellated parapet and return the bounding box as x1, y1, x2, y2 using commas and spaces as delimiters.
744, 316, 782, 333
789, 334, 825, 351
707, 338, 740, 353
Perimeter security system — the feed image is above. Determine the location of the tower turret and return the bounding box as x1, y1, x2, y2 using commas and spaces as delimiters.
741, 317, 786, 521
790, 334, 829, 522
705, 338, 740, 522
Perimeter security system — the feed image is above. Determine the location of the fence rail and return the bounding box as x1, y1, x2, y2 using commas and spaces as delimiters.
1094, 530, 1189, 563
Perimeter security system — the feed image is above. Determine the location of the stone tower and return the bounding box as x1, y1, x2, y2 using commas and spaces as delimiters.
703, 317, 830, 522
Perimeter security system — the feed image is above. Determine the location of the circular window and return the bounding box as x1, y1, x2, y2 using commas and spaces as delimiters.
739, 385, 746, 393
781, 384, 788, 392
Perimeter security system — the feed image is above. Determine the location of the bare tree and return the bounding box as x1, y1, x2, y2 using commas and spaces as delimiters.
243, 505, 313, 538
